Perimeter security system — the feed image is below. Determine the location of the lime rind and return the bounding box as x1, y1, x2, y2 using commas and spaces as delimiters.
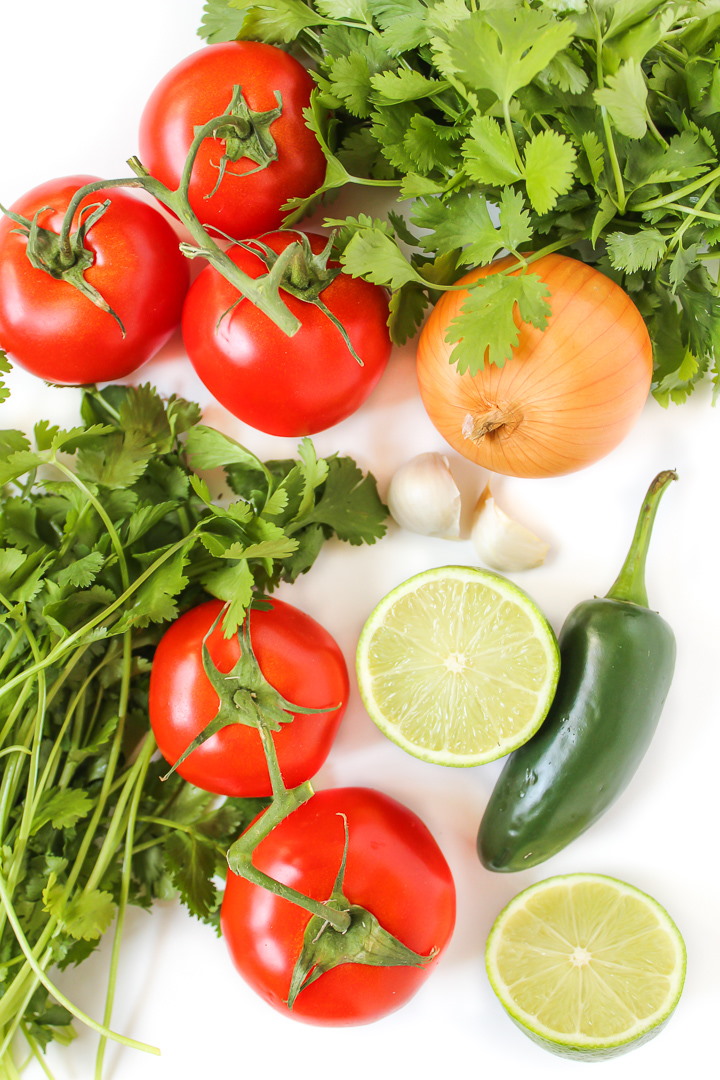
485, 873, 687, 1060
355, 565, 560, 767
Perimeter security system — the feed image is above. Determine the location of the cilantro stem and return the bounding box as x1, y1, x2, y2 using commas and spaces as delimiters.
18, 1025, 57, 1080
84, 387, 122, 422
95, 735, 155, 1080
0, 532, 199, 705
53, 461, 130, 591
502, 100, 524, 173
662, 202, 720, 223
0, 871, 161, 1057
0, 746, 31, 761
667, 179, 720, 251
593, 18, 626, 212
135, 815, 227, 855
411, 232, 586, 294
40, 647, 117, 795
633, 165, 720, 213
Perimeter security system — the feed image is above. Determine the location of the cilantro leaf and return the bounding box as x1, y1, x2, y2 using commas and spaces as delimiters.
0, 449, 50, 487
580, 130, 606, 184
403, 115, 460, 174
0, 350, 10, 404
497, 188, 533, 252
0, 429, 31, 460
55, 551, 106, 589
341, 228, 425, 289
185, 424, 270, 477
606, 228, 667, 272
324, 211, 395, 255
201, 558, 255, 636
542, 48, 589, 94
232, 0, 323, 44
198, 0, 249, 41
523, 129, 578, 213
367, 0, 431, 54
388, 282, 429, 345
414, 192, 504, 267
31, 790, 93, 835
370, 101, 424, 172
316, 0, 371, 18
43, 878, 116, 942
299, 456, 387, 545
446, 271, 552, 373
371, 69, 448, 105
116, 546, 191, 629
594, 59, 648, 139
461, 115, 523, 186
437, 8, 576, 106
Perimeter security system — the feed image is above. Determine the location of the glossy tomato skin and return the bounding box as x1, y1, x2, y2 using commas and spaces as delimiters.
0, 176, 189, 385
182, 230, 392, 435
221, 787, 456, 1024
148, 598, 349, 797
138, 42, 326, 239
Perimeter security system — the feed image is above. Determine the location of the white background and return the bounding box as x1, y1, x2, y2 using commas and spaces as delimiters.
1, 2, 719, 1078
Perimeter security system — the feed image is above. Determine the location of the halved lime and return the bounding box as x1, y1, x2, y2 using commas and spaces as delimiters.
355, 565, 559, 767
486, 873, 687, 1060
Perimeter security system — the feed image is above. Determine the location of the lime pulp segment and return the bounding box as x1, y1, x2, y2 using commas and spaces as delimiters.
486, 873, 687, 1060
355, 566, 560, 766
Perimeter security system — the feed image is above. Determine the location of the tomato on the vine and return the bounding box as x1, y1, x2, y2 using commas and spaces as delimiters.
0, 176, 189, 385
148, 598, 349, 797
182, 230, 392, 435
138, 41, 326, 240
221, 787, 456, 1024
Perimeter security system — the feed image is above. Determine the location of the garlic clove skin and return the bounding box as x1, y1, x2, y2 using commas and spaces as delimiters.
387, 452, 462, 538
471, 487, 549, 571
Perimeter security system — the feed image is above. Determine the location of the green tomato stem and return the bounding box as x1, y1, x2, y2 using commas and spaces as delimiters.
226, 717, 352, 933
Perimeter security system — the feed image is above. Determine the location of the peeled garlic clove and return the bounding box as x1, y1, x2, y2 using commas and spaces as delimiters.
471, 488, 549, 571
387, 452, 462, 538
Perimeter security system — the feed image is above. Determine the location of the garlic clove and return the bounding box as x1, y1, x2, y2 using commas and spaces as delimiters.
387, 452, 462, 538
471, 487, 549, 571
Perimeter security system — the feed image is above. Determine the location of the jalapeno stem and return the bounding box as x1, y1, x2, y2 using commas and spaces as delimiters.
605, 470, 678, 607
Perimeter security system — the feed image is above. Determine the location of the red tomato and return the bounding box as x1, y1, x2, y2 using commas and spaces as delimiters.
182, 230, 392, 435
138, 42, 326, 240
0, 176, 189, 385
148, 598, 348, 797
221, 787, 456, 1024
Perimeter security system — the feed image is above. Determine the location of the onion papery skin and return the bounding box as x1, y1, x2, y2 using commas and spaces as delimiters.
416, 254, 653, 479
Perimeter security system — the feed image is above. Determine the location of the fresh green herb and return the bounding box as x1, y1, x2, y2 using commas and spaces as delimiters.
200, 0, 720, 402
0, 351, 9, 405
0, 383, 386, 1073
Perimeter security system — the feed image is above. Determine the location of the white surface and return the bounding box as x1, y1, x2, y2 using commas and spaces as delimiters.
1, 3, 719, 1078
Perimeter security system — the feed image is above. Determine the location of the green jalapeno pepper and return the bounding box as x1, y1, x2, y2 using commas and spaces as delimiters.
477, 470, 677, 872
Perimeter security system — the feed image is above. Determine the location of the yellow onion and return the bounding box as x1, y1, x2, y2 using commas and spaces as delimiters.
416, 254, 653, 479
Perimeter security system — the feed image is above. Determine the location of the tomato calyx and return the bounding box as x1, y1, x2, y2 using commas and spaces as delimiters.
160, 608, 340, 781
287, 814, 437, 1008
0, 198, 126, 335
237, 232, 366, 367
203, 85, 283, 199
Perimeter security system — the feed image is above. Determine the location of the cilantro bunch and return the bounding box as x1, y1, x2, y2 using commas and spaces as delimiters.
0, 383, 386, 1071
201, 0, 720, 403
